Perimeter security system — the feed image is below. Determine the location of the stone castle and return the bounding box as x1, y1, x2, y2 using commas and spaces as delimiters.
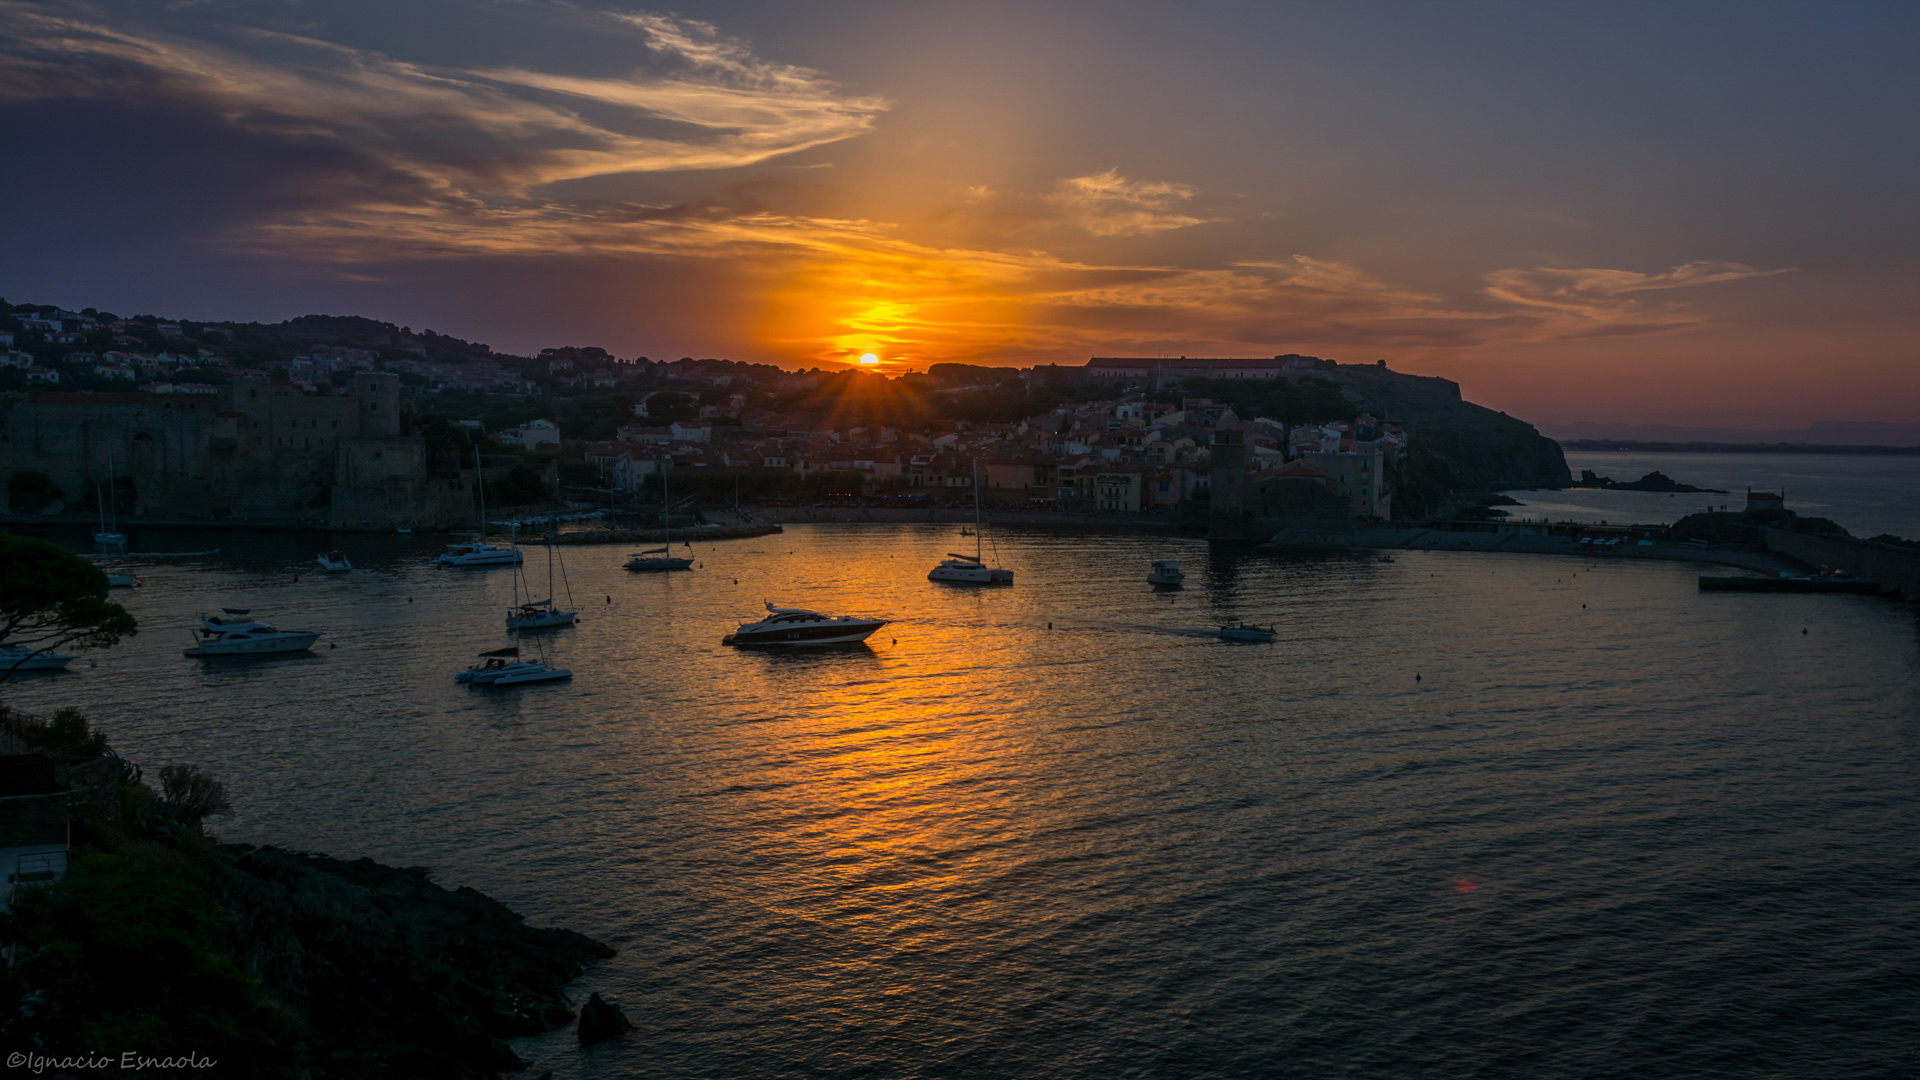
0, 374, 473, 528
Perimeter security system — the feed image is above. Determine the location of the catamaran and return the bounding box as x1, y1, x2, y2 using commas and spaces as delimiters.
928, 460, 1013, 585
93, 453, 126, 549
507, 522, 577, 630
626, 466, 694, 572
435, 440, 522, 568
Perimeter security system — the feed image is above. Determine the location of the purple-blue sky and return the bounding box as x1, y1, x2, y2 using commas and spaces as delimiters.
3, 0, 1916, 427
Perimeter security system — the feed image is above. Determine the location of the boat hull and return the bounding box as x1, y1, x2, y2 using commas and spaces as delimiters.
490, 666, 572, 685
185, 632, 320, 657
929, 565, 1013, 585
625, 558, 693, 572
506, 612, 577, 630
1217, 628, 1275, 643
723, 621, 886, 647
0, 652, 77, 671
436, 553, 522, 567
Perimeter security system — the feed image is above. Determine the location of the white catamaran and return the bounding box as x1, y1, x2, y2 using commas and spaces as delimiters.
928, 460, 1013, 585
436, 440, 523, 568
507, 522, 578, 631
625, 466, 694, 572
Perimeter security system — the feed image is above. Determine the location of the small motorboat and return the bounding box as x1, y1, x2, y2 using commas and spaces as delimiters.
506, 599, 576, 631
1147, 560, 1184, 587
0, 643, 79, 672
722, 603, 888, 647
316, 551, 352, 573
184, 610, 321, 656
1218, 624, 1276, 643
102, 570, 133, 588
1377, 554, 1397, 563
395, 525, 413, 535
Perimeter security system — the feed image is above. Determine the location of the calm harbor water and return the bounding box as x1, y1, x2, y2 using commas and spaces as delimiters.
6, 520, 1919, 1078
1504, 450, 1920, 539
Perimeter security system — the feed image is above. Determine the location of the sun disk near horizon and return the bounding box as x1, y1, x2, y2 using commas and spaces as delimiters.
858, 353, 880, 365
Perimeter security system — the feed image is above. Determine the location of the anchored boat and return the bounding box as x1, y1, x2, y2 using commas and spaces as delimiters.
722, 603, 888, 647
184, 610, 320, 657
928, 460, 1013, 585
1147, 560, 1184, 587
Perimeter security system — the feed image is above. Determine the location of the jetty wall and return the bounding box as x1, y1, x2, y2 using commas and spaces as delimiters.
1761, 528, 1920, 601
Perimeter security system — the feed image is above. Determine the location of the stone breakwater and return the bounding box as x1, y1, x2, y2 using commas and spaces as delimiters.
530, 523, 784, 545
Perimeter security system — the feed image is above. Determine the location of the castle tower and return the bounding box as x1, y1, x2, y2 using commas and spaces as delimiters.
355, 372, 401, 437
1208, 429, 1248, 539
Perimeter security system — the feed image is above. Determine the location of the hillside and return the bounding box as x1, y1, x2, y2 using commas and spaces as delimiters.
1329, 364, 1572, 493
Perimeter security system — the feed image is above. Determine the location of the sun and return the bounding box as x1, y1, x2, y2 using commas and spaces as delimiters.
858, 353, 880, 365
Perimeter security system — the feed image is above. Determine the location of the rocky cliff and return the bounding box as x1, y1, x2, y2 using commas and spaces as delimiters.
1328, 364, 1572, 498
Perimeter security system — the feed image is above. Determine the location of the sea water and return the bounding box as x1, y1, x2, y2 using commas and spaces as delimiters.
5, 522, 1917, 1078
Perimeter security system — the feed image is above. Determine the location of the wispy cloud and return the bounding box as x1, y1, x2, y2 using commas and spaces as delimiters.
0, 2, 887, 207
1045, 168, 1210, 237
1482, 261, 1797, 338
0, 2, 1795, 367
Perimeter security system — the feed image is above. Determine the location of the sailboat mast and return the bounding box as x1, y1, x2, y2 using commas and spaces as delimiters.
973, 458, 983, 561
474, 441, 487, 536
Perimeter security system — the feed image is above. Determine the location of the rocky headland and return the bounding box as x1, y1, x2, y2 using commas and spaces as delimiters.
1572, 469, 1728, 493
0, 705, 621, 1077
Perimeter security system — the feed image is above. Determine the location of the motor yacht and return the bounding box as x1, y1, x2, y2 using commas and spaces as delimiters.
506, 598, 576, 631
434, 542, 522, 568
1147, 560, 1184, 587
722, 603, 888, 646
1218, 624, 1276, 643
316, 551, 352, 573
184, 610, 321, 656
0, 643, 79, 672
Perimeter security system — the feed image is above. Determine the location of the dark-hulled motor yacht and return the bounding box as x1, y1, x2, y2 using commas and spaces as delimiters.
722, 603, 888, 647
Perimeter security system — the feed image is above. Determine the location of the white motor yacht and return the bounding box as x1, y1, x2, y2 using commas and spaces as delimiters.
722, 603, 888, 646
1147, 560, 1185, 587
184, 610, 320, 657
316, 551, 352, 573
434, 542, 522, 567
0, 643, 79, 672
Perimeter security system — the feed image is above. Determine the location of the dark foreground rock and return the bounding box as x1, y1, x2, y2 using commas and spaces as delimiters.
216, 845, 616, 1078
578, 991, 635, 1044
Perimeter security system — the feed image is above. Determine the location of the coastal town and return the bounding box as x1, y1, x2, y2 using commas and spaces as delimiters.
0, 301, 1447, 534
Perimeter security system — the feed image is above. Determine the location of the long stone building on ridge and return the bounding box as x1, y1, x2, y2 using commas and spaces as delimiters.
0, 372, 473, 528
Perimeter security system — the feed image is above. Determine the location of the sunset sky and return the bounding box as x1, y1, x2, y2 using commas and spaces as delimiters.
2, 1, 1916, 427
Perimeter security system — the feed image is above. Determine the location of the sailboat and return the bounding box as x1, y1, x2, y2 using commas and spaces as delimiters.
435, 440, 522, 567
928, 460, 1013, 585
625, 465, 694, 572
93, 453, 127, 549
507, 520, 578, 630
